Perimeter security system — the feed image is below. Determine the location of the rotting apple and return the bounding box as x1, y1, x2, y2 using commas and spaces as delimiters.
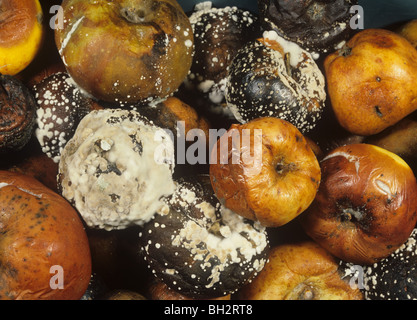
324, 29, 417, 136
0, 170, 92, 300
0, 0, 44, 76
237, 241, 363, 300
55, 0, 194, 104
299, 143, 417, 265
398, 19, 417, 49
210, 117, 321, 228
364, 114, 417, 168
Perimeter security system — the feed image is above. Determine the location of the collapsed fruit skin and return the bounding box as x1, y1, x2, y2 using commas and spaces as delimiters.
0, 74, 37, 153
210, 117, 321, 228
324, 29, 417, 136
300, 144, 417, 265
237, 241, 363, 300
0, 0, 44, 76
398, 19, 417, 49
55, 0, 194, 104
0, 170, 92, 300
257, 0, 357, 54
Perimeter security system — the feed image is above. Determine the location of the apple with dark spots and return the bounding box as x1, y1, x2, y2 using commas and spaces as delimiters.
324, 29, 417, 136
55, 0, 194, 104
300, 144, 417, 265
0, 170, 91, 300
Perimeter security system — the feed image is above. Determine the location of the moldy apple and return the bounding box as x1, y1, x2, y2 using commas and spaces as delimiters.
300, 144, 417, 265
55, 0, 194, 104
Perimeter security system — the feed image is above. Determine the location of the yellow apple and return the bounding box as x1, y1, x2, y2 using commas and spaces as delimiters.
0, 0, 44, 76
237, 241, 363, 300
398, 19, 417, 49
324, 29, 417, 136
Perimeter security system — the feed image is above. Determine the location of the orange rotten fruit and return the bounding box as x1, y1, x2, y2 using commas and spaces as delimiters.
0, 170, 91, 300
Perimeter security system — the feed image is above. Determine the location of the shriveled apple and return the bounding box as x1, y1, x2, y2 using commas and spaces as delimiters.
0, 170, 91, 300
210, 117, 321, 227
237, 241, 363, 300
55, 0, 194, 104
0, 0, 44, 76
324, 29, 417, 136
300, 143, 417, 265
398, 19, 417, 49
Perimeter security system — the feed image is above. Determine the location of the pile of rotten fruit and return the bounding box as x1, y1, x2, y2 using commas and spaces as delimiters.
2, 0, 417, 301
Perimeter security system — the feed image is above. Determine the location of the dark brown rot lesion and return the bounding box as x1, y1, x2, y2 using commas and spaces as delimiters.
335, 197, 374, 231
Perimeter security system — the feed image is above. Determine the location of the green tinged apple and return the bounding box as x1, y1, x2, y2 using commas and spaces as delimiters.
55, 0, 194, 104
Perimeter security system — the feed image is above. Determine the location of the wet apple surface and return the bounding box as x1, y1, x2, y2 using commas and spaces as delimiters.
55, 0, 194, 104
1, 0, 417, 301
299, 144, 417, 265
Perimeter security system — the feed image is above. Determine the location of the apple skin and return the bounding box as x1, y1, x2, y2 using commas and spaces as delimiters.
398, 19, 417, 49
0, 170, 92, 300
364, 115, 417, 168
324, 29, 417, 136
55, 0, 194, 104
237, 241, 363, 300
0, 0, 44, 76
210, 117, 321, 228
299, 143, 417, 265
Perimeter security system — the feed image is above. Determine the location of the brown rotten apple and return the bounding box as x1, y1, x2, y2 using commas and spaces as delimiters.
398, 19, 417, 49
0, 170, 91, 300
300, 143, 417, 265
55, 0, 194, 104
210, 117, 321, 227
237, 241, 363, 300
324, 29, 417, 136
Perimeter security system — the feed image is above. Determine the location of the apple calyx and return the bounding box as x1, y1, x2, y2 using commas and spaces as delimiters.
339, 43, 352, 57
306, 2, 326, 22
335, 198, 368, 227
120, 7, 148, 24
275, 160, 296, 176
298, 286, 315, 300
340, 207, 364, 223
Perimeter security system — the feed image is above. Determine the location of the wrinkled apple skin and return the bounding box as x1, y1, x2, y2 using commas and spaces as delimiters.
210, 117, 321, 228
324, 29, 417, 136
0, 0, 44, 76
0, 171, 91, 300
55, 0, 194, 104
399, 19, 417, 49
237, 241, 363, 300
300, 144, 417, 265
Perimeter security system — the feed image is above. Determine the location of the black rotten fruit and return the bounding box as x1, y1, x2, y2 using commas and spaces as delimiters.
138, 174, 269, 299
